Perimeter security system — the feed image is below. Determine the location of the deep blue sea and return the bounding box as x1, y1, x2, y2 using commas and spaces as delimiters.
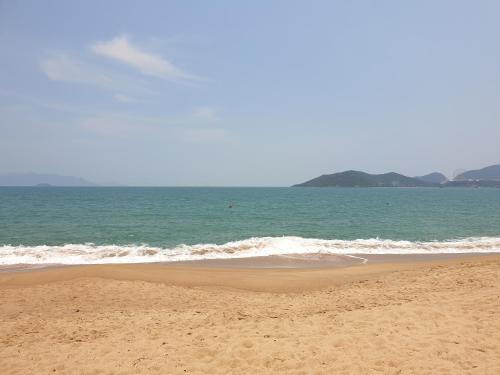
1, 187, 500, 265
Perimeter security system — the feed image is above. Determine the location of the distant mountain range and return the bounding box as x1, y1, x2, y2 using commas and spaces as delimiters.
414, 172, 448, 184
0, 173, 96, 186
293, 164, 500, 188
454, 164, 500, 181
2, 164, 499, 187
293, 171, 434, 187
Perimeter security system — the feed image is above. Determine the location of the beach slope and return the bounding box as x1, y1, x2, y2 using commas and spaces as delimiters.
1, 256, 499, 374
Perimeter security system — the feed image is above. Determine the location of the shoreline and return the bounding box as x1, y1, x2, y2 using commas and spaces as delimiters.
1, 253, 498, 292
0, 251, 496, 272
167, 252, 497, 268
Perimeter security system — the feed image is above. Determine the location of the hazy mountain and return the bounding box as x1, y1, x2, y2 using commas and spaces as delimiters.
0, 173, 96, 186
293, 170, 435, 187
414, 172, 448, 184
454, 164, 500, 181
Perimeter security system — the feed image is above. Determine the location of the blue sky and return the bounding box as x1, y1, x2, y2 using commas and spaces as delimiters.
1, 1, 499, 185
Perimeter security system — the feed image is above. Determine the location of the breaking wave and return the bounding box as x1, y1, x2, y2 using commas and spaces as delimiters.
1, 236, 500, 265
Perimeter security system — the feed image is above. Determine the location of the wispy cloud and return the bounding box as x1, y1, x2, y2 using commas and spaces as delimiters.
40, 53, 150, 95
114, 93, 139, 103
192, 106, 219, 121
40, 53, 112, 88
90, 36, 198, 82
79, 111, 227, 143
1, 87, 94, 115
80, 113, 141, 136
181, 128, 226, 143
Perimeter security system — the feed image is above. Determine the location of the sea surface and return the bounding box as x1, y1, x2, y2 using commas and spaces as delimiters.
1, 187, 500, 265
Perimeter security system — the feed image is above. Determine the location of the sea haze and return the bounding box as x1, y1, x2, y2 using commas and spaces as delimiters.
1, 187, 500, 265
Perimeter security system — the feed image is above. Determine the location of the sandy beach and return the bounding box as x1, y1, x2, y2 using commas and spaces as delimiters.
1, 254, 499, 374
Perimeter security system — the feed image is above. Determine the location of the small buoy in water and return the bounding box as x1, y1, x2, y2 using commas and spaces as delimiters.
228, 203, 233, 208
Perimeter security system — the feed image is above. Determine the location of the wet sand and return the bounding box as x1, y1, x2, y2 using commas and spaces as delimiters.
1, 254, 499, 374
169, 252, 496, 268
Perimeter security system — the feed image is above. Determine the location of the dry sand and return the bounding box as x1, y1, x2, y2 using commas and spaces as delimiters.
1, 255, 499, 374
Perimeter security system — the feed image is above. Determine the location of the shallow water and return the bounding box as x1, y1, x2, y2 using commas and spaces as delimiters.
1, 187, 500, 264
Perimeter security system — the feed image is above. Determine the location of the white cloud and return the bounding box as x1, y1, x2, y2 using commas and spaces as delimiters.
90, 36, 197, 82
192, 106, 219, 121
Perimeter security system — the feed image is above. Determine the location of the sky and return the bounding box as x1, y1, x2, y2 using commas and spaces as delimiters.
1, 0, 499, 186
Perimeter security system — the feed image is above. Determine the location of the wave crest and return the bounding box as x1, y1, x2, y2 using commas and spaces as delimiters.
1, 236, 499, 265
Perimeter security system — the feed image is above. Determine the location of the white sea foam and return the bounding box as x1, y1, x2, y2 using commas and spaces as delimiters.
0, 236, 499, 265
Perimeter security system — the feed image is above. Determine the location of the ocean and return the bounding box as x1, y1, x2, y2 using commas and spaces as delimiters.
1, 186, 500, 265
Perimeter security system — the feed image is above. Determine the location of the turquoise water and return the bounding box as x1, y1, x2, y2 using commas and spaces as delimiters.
1, 187, 500, 264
